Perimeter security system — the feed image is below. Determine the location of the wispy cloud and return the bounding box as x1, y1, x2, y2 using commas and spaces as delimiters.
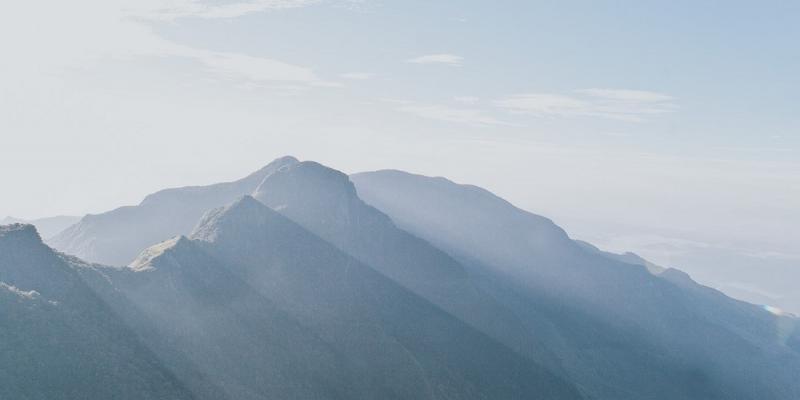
132, 2, 342, 87
406, 54, 464, 66
340, 72, 375, 80
453, 96, 480, 105
494, 89, 676, 122
0, 1, 339, 89
130, 0, 322, 20
390, 100, 510, 126
189, 48, 334, 86
575, 88, 674, 102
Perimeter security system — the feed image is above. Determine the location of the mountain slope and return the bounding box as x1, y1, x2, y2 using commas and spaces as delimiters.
2, 204, 582, 400
252, 160, 568, 372
32, 157, 581, 397
0, 224, 194, 400
352, 169, 800, 400
49, 156, 299, 265
184, 196, 582, 399
574, 239, 666, 274
106, 235, 358, 400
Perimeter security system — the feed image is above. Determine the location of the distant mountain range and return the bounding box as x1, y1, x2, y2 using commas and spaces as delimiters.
2, 157, 798, 399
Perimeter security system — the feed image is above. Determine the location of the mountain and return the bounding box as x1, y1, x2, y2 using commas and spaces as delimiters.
24, 156, 800, 399
0, 224, 193, 400
49, 156, 299, 265
252, 160, 568, 370
115, 196, 582, 399
1, 215, 80, 239
352, 169, 800, 400
46, 157, 577, 381
2, 202, 581, 399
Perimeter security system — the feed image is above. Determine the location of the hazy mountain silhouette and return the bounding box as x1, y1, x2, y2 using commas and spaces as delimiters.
49, 156, 299, 265
352, 169, 800, 400
1, 215, 80, 240
0, 224, 193, 400
179, 195, 580, 399
17, 157, 799, 399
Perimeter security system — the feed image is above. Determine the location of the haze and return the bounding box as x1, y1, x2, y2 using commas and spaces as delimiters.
1, 1, 798, 312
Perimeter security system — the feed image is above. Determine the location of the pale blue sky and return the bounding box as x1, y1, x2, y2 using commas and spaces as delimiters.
1, 1, 798, 309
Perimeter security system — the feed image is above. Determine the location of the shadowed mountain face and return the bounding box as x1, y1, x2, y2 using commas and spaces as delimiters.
49, 156, 299, 266
352, 169, 800, 400
0, 224, 193, 400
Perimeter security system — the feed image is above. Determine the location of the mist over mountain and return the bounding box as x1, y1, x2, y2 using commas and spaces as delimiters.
3, 157, 798, 399
352, 169, 800, 399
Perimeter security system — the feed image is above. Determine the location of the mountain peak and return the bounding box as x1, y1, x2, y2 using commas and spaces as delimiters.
139, 156, 299, 208
245, 155, 300, 181
0, 223, 44, 248
254, 161, 356, 200
128, 235, 195, 271
231, 194, 262, 209
190, 195, 286, 244
205, 194, 268, 221
252, 161, 366, 225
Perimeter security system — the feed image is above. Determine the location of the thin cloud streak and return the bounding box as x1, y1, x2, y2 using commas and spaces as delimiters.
390, 100, 512, 126
130, 0, 322, 21
0, 1, 338, 89
406, 54, 464, 66
340, 72, 376, 80
494, 89, 677, 122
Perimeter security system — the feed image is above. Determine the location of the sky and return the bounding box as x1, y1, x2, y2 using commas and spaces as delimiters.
1, 1, 798, 310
